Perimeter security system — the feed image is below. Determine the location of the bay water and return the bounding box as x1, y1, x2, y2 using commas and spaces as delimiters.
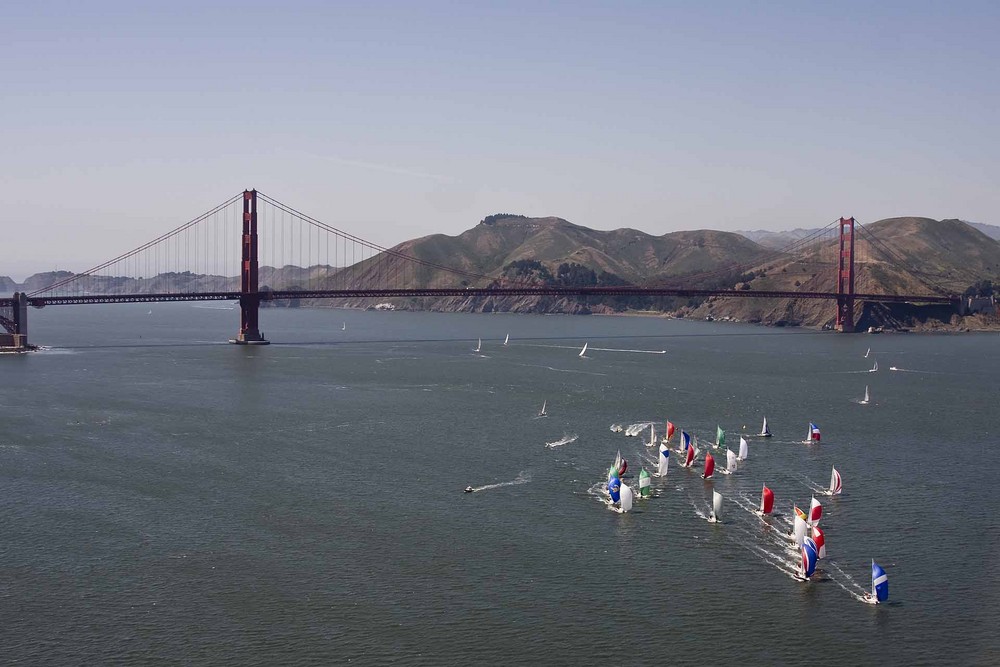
2, 303, 998, 665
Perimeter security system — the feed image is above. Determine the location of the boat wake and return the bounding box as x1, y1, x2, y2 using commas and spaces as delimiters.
545, 434, 578, 448
624, 422, 653, 437
512, 362, 607, 377
471, 470, 531, 492
789, 472, 827, 495
731, 536, 800, 580
589, 347, 666, 354
824, 560, 869, 601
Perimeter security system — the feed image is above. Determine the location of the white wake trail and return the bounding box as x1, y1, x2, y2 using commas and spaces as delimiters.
471, 470, 531, 492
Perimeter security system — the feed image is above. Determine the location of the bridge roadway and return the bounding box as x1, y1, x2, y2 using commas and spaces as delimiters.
3, 287, 959, 308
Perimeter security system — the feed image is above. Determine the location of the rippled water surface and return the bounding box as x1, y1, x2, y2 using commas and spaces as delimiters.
3, 304, 999, 665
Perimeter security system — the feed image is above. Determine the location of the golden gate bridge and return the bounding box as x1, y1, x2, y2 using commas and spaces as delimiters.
0, 190, 959, 349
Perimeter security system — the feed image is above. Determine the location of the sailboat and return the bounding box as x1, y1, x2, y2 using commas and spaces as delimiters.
679, 431, 691, 454
804, 423, 821, 443
647, 423, 656, 448
638, 468, 652, 498
702, 452, 715, 479
759, 416, 772, 438
342, 322, 346, 331
869, 358, 878, 372
865, 560, 889, 604
795, 537, 819, 581
538, 400, 548, 418
860, 385, 870, 405
865, 347, 871, 358
607, 475, 620, 501
473, 338, 482, 353
812, 526, 826, 558
791, 508, 808, 546
656, 443, 670, 477
503, 333, 509, 346
738, 436, 749, 461
827, 466, 843, 495
715, 426, 725, 449
662, 420, 675, 443
756, 484, 774, 516
807, 496, 823, 526
614, 450, 628, 477
720, 448, 737, 475
579, 342, 588, 358
708, 490, 723, 523
619, 482, 634, 513
683, 442, 697, 468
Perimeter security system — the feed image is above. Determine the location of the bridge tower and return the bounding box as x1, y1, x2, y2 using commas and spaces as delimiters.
230, 189, 269, 345
836, 217, 857, 332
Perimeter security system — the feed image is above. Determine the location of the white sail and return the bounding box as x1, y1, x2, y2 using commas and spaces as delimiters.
861, 385, 870, 404
539, 400, 547, 417
474, 338, 482, 352
620, 483, 634, 512
711, 490, 723, 522
865, 347, 870, 358
579, 342, 588, 358
829, 466, 842, 495
738, 436, 749, 461
760, 416, 770, 437
792, 515, 807, 546
657, 444, 669, 477
503, 333, 509, 346
647, 423, 656, 447
870, 358, 878, 372
342, 322, 346, 331
726, 448, 737, 473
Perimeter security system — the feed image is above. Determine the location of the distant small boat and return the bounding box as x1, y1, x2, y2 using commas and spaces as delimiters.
865, 560, 889, 604
610, 423, 624, 433
614, 450, 628, 477
579, 342, 588, 358
147, 309, 152, 315
656, 443, 670, 477
756, 484, 774, 516
860, 385, 870, 405
715, 426, 725, 449
720, 448, 737, 475
796, 537, 819, 581
889, 366, 899, 371
865, 347, 871, 358
683, 441, 697, 468
473, 338, 482, 353
804, 422, 821, 443
702, 452, 715, 479
827, 466, 842, 495
869, 358, 878, 372
342, 322, 346, 331
680, 431, 691, 454
812, 526, 826, 559
538, 400, 547, 418
708, 490, 723, 523
503, 333, 509, 346
638, 468, 652, 499
808, 496, 823, 526
619, 482, 634, 513
791, 508, 808, 546
738, 436, 749, 461
759, 416, 772, 438
662, 420, 676, 443
647, 423, 656, 448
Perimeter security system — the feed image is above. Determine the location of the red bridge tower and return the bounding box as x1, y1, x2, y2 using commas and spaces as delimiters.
230, 189, 269, 345
836, 217, 857, 332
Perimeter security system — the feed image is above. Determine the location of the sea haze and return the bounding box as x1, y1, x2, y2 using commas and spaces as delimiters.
2, 303, 998, 665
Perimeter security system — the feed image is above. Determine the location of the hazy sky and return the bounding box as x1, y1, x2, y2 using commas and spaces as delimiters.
2, 1, 998, 279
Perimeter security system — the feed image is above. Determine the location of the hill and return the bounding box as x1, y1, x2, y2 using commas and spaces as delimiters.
689, 217, 1000, 329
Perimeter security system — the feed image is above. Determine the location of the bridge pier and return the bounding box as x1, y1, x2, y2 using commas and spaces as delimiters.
229, 189, 269, 345
0, 292, 31, 350
835, 217, 857, 332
